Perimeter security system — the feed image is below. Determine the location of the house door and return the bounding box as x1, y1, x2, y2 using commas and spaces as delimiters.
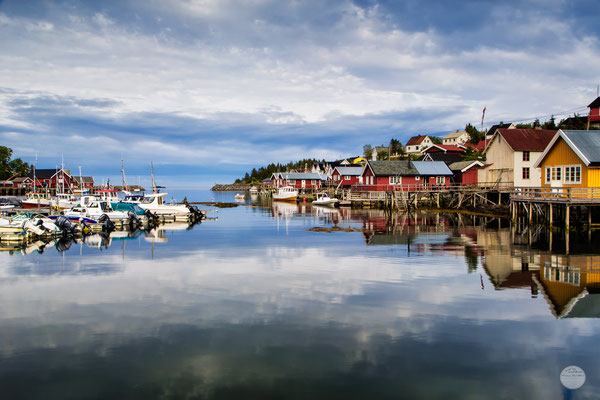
551, 167, 563, 194
301, 180, 306, 188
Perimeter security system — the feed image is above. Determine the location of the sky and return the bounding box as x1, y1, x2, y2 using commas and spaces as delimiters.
1, 0, 599, 188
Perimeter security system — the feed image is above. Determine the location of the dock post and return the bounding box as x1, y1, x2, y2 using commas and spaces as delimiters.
565, 205, 570, 231
511, 201, 516, 223
549, 203, 553, 227
528, 202, 533, 225
589, 206, 592, 228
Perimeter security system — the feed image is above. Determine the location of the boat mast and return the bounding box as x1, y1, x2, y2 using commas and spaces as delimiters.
61, 154, 65, 194
151, 161, 157, 193
33, 153, 37, 193
121, 159, 129, 192
78, 166, 83, 191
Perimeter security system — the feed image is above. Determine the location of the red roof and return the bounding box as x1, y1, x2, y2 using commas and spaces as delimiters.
423, 144, 466, 153
496, 129, 557, 152
464, 140, 486, 152
406, 135, 428, 146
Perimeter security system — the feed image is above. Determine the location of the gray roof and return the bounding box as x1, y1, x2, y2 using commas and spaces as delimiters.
368, 161, 418, 176
281, 172, 327, 180
368, 161, 452, 176
562, 130, 600, 166
563, 293, 600, 318
448, 161, 483, 172
335, 166, 363, 176
412, 161, 453, 176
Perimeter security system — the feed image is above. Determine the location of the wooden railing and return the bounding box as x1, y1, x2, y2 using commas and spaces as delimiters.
511, 187, 600, 202
350, 182, 514, 193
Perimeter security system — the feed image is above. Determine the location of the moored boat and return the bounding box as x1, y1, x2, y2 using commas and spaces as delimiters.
312, 193, 339, 207
273, 186, 298, 202
21, 192, 54, 209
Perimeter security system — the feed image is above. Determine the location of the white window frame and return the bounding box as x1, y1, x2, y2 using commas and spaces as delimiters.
288, 179, 296, 185
545, 167, 551, 184
436, 176, 445, 185
564, 165, 582, 184
415, 176, 420, 181
552, 167, 562, 181
389, 176, 402, 185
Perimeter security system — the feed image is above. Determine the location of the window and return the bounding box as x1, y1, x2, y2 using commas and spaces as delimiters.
436, 176, 445, 185
522, 167, 530, 180
545, 167, 551, 184
522, 151, 530, 162
389, 176, 402, 185
552, 167, 562, 181
415, 176, 420, 181
311, 180, 316, 185
564, 165, 582, 184
288, 179, 296, 185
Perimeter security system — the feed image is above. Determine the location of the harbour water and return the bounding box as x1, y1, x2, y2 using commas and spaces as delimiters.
0, 190, 598, 399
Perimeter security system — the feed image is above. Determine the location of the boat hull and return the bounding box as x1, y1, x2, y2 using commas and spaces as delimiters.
21, 200, 53, 209
273, 195, 297, 202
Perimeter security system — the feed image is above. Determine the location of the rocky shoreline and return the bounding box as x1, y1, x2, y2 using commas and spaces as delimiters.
210, 183, 252, 191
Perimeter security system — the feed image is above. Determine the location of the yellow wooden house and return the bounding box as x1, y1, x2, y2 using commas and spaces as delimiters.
534, 130, 600, 189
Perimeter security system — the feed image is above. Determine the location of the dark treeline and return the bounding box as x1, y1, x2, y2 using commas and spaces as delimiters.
236, 158, 323, 184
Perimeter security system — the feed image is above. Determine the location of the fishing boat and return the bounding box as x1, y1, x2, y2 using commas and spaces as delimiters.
21, 192, 54, 209
312, 193, 339, 207
272, 186, 298, 202
235, 193, 245, 201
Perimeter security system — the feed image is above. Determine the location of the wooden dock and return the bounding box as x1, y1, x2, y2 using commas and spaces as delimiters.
510, 187, 600, 230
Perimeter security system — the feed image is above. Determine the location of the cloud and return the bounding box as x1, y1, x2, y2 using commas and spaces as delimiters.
0, 0, 599, 185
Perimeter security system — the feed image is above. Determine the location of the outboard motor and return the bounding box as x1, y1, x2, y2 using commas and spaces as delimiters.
127, 210, 141, 229
98, 214, 115, 233
144, 209, 159, 226
54, 215, 75, 235
56, 236, 74, 252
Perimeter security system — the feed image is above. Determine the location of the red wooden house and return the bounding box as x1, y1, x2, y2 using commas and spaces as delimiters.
359, 161, 452, 191
589, 97, 600, 124
448, 161, 484, 185
331, 166, 362, 187
271, 172, 327, 190
26, 168, 74, 191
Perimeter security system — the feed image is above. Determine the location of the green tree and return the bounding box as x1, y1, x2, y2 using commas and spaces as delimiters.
377, 150, 389, 160
363, 144, 373, 159
0, 146, 30, 180
542, 116, 557, 130
465, 124, 484, 144
389, 138, 402, 156
430, 136, 443, 144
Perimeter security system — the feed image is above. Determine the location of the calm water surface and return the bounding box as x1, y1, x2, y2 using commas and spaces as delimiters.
0, 191, 599, 399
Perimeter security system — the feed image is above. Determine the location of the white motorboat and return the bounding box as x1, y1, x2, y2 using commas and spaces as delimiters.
124, 192, 191, 215
235, 193, 245, 201
273, 186, 298, 202
64, 200, 130, 221
312, 193, 339, 207
0, 213, 61, 236
54, 192, 80, 210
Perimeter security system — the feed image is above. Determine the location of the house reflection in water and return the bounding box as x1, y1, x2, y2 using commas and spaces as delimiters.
537, 254, 600, 318
482, 228, 600, 318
